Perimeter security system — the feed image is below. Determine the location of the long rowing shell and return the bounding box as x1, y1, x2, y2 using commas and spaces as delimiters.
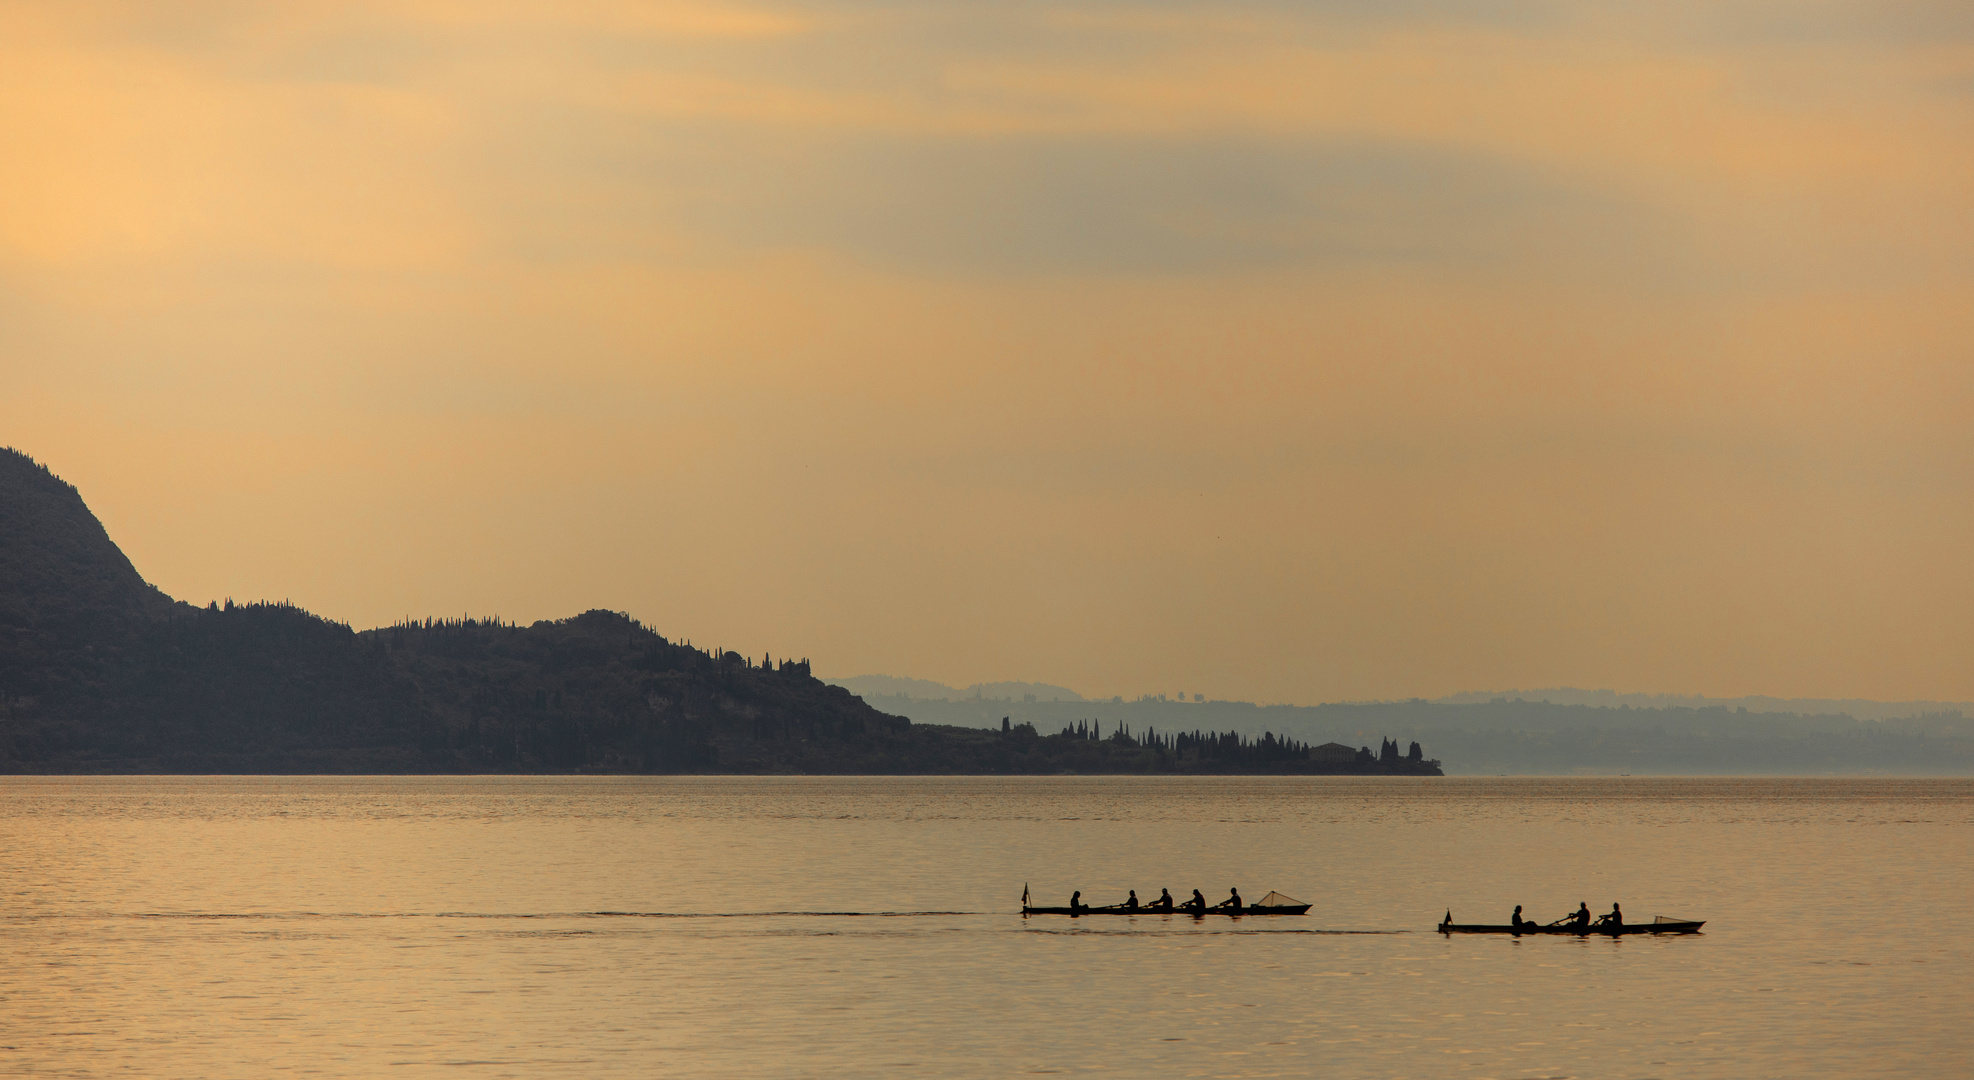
1023, 904, 1311, 916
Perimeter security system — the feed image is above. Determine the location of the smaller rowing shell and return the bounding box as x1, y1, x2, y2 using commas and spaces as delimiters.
1439, 918, 1704, 936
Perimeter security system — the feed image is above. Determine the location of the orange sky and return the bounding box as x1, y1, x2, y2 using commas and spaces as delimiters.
3, 1, 1970, 702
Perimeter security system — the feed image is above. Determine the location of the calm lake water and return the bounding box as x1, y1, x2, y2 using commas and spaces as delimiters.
2, 776, 1968, 1078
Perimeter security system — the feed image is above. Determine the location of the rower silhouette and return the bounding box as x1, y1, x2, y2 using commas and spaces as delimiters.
1125, 889, 1140, 911
1594, 902, 1623, 932
1152, 888, 1174, 912
1566, 901, 1591, 930
1215, 887, 1243, 914
1185, 889, 1207, 914
1069, 890, 1083, 916
1510, 904, 1525, 932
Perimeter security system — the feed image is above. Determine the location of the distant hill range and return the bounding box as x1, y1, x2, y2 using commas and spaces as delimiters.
0, 449, 1434, 775
830, 677, 1974, 775
1434, 688, 1972, 722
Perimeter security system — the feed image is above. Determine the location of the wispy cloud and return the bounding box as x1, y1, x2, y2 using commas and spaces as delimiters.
2, 0, 1969, 700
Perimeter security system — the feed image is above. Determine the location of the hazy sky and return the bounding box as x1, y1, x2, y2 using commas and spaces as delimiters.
4, 0, 1970, 702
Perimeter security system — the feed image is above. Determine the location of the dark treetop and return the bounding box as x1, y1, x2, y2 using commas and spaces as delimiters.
0, 449, 1440, 775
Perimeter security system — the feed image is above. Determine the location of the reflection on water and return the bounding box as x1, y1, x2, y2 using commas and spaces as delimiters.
2, 777, 1968, 1078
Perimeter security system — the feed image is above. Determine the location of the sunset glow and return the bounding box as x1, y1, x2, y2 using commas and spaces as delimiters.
5, 0, 1969, 701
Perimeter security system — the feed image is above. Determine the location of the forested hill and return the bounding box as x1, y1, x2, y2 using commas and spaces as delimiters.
855, 691, 1974, 775
0, 450, 1439, 775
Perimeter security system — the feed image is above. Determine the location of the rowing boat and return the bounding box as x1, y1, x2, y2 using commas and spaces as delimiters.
1023, 903, 1312, 916
1438, 916, 1704, 936
1024, 890, 1310, 916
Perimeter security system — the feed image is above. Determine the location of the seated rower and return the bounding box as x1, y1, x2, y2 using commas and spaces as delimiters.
1510, 905, 1525, 931
1125, 889, 1140, 911
1214, 887, 1244, 914
1151, 888, 1174, 912
1069, 890, 1084, 915
1593, 902, 1623, 930
1564, 901, 1591, 929
1183, 889, 1207, 913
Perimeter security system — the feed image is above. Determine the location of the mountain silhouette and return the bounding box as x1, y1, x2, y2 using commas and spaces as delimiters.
0, 451, 180, 628
0, 448, 1439, 775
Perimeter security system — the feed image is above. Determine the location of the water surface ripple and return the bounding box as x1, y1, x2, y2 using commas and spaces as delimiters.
2, 776, 1966, 1078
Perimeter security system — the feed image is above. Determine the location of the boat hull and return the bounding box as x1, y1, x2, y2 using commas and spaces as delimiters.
1438, 920, 1704, 936
1023, 905, 1311, 916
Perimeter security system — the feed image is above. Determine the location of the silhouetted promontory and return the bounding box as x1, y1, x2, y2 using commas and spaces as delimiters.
0, 449, 1440, 775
